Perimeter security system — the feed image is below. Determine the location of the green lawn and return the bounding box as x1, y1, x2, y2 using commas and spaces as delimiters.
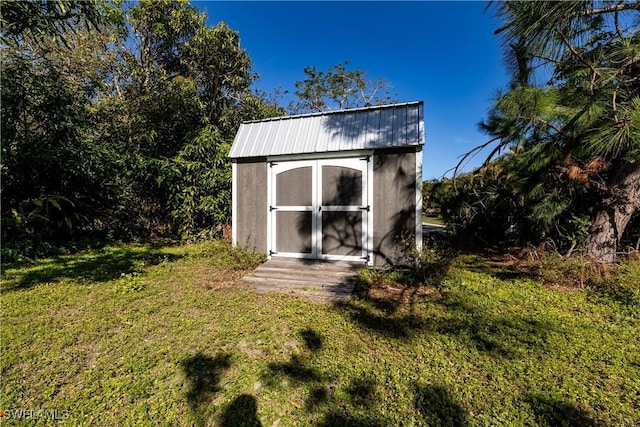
422, 215, 445, 226
1, 241, 639, 426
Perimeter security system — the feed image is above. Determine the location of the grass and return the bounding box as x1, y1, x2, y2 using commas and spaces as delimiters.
1, 241, 639, 426
422, 215, 445, 226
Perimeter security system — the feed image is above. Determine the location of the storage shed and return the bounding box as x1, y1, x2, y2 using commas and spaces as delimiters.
229, 101, 424, 266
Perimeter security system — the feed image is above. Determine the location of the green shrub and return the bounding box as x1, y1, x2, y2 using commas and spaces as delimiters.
528, 253, 596, 288
391, 238, 458, 287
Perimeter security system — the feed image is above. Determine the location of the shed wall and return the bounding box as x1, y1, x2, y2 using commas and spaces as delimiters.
236, 162, 268, 252
372, 149, 417, 265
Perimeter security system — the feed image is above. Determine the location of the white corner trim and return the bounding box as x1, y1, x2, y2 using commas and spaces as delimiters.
266, 161, 273, 259
231, 162, 238, 246
416, 149, 423, 251
367, 154, 374, 266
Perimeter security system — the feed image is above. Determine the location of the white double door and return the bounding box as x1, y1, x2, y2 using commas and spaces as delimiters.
269, 157, 369, 262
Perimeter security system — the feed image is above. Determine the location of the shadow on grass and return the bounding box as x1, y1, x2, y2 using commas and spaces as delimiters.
314, 377, 470, 427
456, 253, 537, 283
328, 244, 455, 340
262, 328, 325, 388
260, 326, 476, 426
262, 327, 346, 418
434, 295, 554, 358
526, 394, 604, 427
587, 281, 639, 307
414, 383, 470, 426
259, 327, 397, 425
264, 354, 324, 386
300, 327, 323, 351
304, 371, 392, 426
220, 394, 262, 427
3, 245, 181, 291
180, 352, 231, 427
335, 298, 425, 339
334, 259, 554, 359
337, 289, 554, 357
345, 374, 378, 407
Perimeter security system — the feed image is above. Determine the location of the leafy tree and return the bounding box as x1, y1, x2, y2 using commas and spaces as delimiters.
291, 61, 396, 113
471, 1, 640, 262
422, 180, 442, 212
187, 22, 255, 129
218, 89, 287, 140
127, 1, 256, 133
2, 0, 285, 253
0, 0, 104, 47
161, 125, 232, 239
1, 4, 124, 243
128, 0, 202, 88
118, 1, 278, 238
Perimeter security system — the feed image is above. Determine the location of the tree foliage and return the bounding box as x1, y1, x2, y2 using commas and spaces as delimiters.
291, 61, 396, 113
454, 0, 640, 262
434, 149, 603, 255
1, 0, 284, 257
0, 0, 105, 47
162, 126, 232, 239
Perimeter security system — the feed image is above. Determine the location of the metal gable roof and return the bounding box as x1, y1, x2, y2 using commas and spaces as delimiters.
228, 101, 424, 159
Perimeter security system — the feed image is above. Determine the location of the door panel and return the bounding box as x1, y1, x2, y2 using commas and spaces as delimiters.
317, 158, 368, 260
271, 160, 316, 259
276, 166, 312, 206
321, 211, 363, 256
276, 211, 312, 253
321, 166, 362, 206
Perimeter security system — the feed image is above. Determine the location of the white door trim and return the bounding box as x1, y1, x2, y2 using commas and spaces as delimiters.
268, 157, 370, 263
269, 159, 316, 259
267, 150, 373, 163
316, 157, 368, 262
416, 148, 423, 251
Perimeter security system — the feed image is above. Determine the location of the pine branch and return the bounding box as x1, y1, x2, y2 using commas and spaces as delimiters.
555, 27, 602, 89
573, 1, 640, 17
453, 135, 503, 177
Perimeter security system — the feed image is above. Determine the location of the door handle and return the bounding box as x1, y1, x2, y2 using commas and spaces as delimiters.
319, 205, 322, 212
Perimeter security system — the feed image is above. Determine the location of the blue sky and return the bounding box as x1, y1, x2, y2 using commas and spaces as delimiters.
194, 1, 510, 180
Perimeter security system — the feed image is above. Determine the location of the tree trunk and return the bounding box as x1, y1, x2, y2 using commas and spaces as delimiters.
584, 161, 640, 262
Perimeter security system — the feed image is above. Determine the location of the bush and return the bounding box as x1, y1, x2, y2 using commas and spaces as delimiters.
367, 237, 458, 288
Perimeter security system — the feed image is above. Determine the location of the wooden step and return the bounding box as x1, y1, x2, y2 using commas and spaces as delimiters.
239, 258, 362, 302
242, 276, 355, 291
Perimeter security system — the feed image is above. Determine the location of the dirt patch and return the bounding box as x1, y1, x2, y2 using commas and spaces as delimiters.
193, 266, 254, 290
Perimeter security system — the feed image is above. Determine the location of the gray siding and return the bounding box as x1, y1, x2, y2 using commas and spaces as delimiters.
372, 149, 417, 266
236, 162, 268, 252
